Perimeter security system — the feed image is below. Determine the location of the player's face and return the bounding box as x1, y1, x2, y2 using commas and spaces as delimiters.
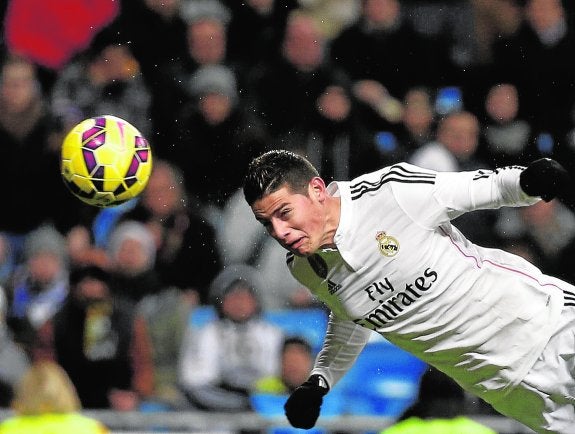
251, 179, 330, 257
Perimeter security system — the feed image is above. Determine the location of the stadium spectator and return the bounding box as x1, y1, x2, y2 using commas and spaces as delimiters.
50, 34, 152, 139
223, 0, 298, 71
276, 75, 385, 183
134, 284, 193, 410
0, 285, 30, 407
112, 0, 188, 86
121, 159, 222, 305
402, 0, 475, 74
495, 199, 575, 274
330, 0, 450, 100
179, 0, 232, 70
394, 86, 436, 154
0, 55, 68, 241
490, 0, 575, 142
0, 360, 110, 433
179, 264, 285, 411
106, 220, 163, 304
248, 9, 349, 138
479, 82, 537, 167
410, 110, 485, 173
6, 225, 69, 350
168, 64, 269, 213
469, 0, 523, 66
149, 0, 233, 148
34, 265, 152, 410
255, 336, 314, 394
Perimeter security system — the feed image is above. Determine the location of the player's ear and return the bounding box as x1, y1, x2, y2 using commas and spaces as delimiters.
309, 177, 327, 201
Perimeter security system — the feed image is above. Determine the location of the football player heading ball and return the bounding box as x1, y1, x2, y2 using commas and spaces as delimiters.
243, 150, 575, 433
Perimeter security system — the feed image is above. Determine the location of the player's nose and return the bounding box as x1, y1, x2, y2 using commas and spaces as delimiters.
270, 218, 290, 241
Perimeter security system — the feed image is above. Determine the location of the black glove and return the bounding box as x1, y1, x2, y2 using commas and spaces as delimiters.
519, 158, 570, 202
284, 374, 329, 429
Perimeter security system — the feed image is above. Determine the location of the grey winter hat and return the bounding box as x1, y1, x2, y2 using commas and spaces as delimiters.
23, 225, 68, 266
179, 0, 231, 25
188, 64, 238, 104
209, 263, 266, 305
107, 220, 156, 270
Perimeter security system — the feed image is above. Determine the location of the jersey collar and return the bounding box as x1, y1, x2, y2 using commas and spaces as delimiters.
327, 181, 360, 271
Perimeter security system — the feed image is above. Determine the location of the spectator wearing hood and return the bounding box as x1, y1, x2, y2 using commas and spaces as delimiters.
179, 264, 285, 411
7, 225, 69, 349
107, 220, 164, 304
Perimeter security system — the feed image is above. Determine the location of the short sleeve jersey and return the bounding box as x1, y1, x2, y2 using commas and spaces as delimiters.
287, 163, 569, 405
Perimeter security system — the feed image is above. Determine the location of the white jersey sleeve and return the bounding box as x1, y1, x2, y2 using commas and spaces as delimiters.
310, 313, 372, 387
392, 164, 540, 229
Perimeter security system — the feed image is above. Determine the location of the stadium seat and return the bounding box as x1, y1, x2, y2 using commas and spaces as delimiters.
333, 341, 427, 417
188, 307, 329, 353
264, 308, 328, 353
188, 307, 425, 418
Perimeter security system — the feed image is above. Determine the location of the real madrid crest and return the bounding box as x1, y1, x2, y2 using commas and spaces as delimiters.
376, 231, 399, 257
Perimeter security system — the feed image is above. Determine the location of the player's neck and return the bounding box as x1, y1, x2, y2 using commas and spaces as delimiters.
322, 196, 341, 246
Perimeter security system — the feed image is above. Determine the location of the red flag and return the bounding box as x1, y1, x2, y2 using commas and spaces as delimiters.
4, 0, 119, 69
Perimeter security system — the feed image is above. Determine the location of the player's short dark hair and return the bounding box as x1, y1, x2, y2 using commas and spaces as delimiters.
243, 150, 319, 206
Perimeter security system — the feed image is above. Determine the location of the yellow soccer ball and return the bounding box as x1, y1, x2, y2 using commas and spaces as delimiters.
61, 115, 153, 207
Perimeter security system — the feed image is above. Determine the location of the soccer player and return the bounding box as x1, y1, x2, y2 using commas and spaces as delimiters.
243, 150, 575, 433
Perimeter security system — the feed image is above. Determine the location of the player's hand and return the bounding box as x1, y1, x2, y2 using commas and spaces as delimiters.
284, 374, 329, 429
519, 158, 571, 202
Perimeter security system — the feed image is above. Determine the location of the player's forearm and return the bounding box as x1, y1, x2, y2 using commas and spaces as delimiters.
311, 315, 371, 388
435, 166, 539, 217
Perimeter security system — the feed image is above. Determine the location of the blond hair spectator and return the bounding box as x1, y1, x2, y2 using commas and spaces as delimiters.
0, 360, 109, 433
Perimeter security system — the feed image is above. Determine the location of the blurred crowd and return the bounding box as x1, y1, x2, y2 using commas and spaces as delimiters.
1, 0, 575, 428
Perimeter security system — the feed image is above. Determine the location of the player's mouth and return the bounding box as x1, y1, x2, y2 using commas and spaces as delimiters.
288, 237, 305, 252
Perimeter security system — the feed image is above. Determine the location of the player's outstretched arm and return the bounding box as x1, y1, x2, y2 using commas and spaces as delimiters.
519, 158, 571, 202
284, 374, 329, 429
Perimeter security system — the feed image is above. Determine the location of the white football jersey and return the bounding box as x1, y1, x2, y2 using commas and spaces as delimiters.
288, 163, 572, 405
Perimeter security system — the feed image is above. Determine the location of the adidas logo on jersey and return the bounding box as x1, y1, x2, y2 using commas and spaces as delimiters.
327, 279, 342, 295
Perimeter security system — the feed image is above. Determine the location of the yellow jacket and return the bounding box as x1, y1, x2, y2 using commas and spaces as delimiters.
380, 416, 497, 434
0, 413, 109, 434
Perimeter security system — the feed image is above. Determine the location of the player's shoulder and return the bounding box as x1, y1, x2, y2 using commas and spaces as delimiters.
385, 161, 437, 178
346, 162, 437, 201
350, 162, 437, 184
